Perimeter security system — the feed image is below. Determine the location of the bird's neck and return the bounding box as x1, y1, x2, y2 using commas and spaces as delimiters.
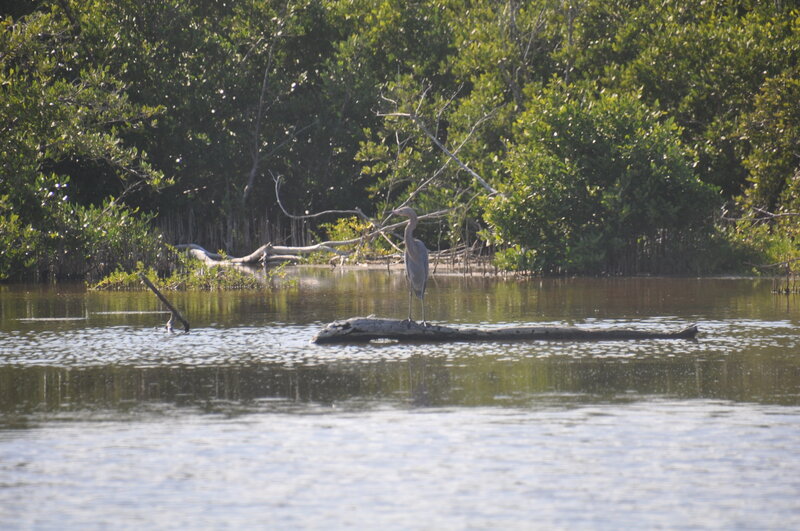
404, 218, 417, 241
404, 218, 425, 261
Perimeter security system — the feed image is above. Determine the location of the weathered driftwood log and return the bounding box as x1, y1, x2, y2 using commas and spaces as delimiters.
175, 242, 345, 266
173, 211, 452, 267
313, 317, 698, 344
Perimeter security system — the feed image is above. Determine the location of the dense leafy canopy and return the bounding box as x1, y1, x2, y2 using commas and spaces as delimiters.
0, 8, 166, 279
486, 85, 718, 274
1, 0, 798, 279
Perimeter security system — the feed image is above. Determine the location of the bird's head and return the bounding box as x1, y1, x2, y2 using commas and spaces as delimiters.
392, 206, 417, 219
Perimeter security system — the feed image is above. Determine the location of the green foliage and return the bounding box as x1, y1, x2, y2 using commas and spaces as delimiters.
319, 216, 390, 260
492, 245, 540, 273
2, 0, 799, 279
71, 200, 167, 281
90, 265, 158, 291
0, 195, 40, 280
569, 1, 799, 197
485, 84, 718, 274
90, 255, 268, 291
0, 175, 166, 281
0, 10, 166, 194
0, 8, 167, 280
78, 0, 379, 246
158, 260, 265, 291
729, 69, 800, 270
738, 70, 800, 213
320, 216, 372, 241
724, 214, 798, 274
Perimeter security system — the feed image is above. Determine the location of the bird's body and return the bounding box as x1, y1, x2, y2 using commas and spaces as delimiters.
393, 207, 429, 324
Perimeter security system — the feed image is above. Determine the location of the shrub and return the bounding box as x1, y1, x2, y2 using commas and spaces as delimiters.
485, 84, 719, 274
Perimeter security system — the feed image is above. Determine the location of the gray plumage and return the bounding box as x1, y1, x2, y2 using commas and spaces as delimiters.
393, 207, 429, 324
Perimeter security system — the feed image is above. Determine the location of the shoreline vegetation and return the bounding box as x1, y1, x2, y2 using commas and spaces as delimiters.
86, 248, 800, 294
2, 2, 798, 285
87, 243, 500, 292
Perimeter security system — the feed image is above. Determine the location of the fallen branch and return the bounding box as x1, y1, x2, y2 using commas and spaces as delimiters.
313, 317, 699, 344
175, 208, 452, 265
138, 273, 190, 332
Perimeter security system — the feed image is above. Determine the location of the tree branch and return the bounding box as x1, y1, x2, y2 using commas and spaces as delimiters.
753, 207, 800, 219
242, 1, 290, 204
175, 208, 452, 264
399, 109, 498, 209
139, 273, 190, 332
378, 108, 501, 196
272, 173, 371, 222
721, 206, 800, 222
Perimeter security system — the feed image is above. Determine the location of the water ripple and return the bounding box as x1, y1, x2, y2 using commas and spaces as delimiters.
1, 315, 797, 368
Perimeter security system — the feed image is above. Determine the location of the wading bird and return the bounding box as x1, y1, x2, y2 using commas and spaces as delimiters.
392, 206, 429, 324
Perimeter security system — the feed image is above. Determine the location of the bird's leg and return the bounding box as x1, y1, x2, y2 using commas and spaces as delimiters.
421, 297, 427, 327
407, 289, 413, 323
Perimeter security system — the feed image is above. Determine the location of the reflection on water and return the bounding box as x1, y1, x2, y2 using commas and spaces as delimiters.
1, 272, 800, 529
2, 342, 800, 422
2, 272, 799, 413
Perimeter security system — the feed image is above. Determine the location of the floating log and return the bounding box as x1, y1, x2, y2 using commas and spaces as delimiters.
313, 317, 698, 344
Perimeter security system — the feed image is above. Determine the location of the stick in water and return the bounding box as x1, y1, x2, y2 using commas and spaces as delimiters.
138, 273, 190, 332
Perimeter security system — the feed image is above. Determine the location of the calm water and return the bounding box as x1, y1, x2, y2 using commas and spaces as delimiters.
1, 270, 799, 529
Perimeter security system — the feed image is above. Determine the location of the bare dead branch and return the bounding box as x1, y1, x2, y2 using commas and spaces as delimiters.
175, 208, 453, 265
266, 121, 316, 160
748, 257, 800, 270
139, 273, 190, 333
399, 107, 496, 210
242, 1, 291, 204
378, 108, 501, 196
721, 206, 800, 222
753, 207, 800, 219
272, 173, 371, 222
